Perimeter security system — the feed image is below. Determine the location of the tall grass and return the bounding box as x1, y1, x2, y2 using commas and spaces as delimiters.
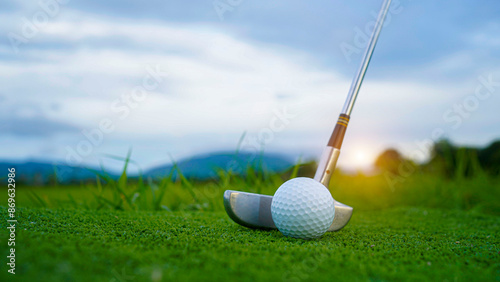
23, 150, 500, 216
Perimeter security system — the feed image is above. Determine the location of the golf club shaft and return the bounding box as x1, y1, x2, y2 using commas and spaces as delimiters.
314, 0, 392, 186
342, 0, 392, 116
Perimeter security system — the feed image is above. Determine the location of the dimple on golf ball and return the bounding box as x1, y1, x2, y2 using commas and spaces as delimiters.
271, 177, 335, 239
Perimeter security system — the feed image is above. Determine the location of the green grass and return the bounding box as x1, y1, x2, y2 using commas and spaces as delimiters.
0, 206, 498, 281
7, 148, 499, 217
1, 151, 499, 281
6, 172, 500, 216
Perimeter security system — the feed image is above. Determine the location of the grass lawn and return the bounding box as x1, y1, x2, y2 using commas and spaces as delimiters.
1, 206, 498, 281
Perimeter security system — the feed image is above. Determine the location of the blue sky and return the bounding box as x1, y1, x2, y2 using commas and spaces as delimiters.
1, 0, 500, 172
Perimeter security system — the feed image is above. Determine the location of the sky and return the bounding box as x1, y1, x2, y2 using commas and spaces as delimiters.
1, 0, 500, 172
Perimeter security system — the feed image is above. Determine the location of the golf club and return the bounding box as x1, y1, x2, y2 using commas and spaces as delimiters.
224, 0, 392, 232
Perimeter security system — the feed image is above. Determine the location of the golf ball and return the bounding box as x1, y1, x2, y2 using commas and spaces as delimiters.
271, 177, 335, 239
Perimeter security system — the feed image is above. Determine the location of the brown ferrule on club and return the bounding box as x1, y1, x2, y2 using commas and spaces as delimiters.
327, 114, 350, 149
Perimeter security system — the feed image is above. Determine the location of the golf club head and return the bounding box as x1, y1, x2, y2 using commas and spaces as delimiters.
223, 190, 353, 232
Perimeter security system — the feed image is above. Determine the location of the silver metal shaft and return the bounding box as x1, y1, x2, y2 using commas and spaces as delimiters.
341, 0, 392, 116
314, 0, 392, 187
314, 147, 340, 186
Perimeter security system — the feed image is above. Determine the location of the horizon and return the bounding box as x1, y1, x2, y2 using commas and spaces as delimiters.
2, 137, 498, 176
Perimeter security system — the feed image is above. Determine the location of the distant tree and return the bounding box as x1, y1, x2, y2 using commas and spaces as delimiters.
374, 149, 405, 174
426, 139, 458, 177
426, 139, 500, 178
478, 140, 500, 175
375, 139, 500, 180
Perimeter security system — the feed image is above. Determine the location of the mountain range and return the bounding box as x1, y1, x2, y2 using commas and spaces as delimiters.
0, 152, 294, 184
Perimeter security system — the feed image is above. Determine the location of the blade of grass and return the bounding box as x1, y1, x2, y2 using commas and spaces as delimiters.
28, 191, 48, 208
168, 154, 199, 204
290, 156, 302, 179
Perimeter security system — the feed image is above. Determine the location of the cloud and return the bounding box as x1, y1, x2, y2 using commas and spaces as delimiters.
0, 12, 448, 136
0, 5, 499, 171
470, 22, 500, 47
0, 116, 80, 137
0, 12, 345, 127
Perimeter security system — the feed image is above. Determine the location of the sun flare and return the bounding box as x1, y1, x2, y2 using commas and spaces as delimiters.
340, 148, 377, 171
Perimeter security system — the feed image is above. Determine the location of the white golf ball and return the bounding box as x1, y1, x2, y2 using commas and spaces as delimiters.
271, 177, 335, 239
